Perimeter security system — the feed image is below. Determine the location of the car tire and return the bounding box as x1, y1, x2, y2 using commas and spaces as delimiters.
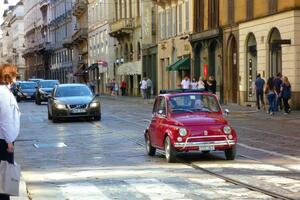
145, 132, 156, 156
94, 114, 101, 121
48, 111, 52, 120
165, 136, 177, 163
225, 145, 236, 160
16, 96, 21, 102
52, 116, 59, 123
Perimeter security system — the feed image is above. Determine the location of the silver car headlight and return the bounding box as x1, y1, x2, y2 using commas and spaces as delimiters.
223, 126, 232, 134
179, 128, 187, 137
90, 102, 99, 108
55, 103, 65, 109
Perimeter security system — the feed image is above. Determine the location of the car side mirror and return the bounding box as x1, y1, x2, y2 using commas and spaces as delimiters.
224, 109, 230, 116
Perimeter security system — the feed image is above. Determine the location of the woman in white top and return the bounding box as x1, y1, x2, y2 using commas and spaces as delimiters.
0, 64, 20, 200
191, 78, 198, 90
197, 76, 205, 90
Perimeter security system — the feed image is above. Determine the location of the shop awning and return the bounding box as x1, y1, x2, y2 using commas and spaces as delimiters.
117, 60, 142, 75
166, 57, 190, 71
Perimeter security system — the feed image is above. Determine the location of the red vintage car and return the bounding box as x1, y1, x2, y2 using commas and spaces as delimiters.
144, 90, 237, 163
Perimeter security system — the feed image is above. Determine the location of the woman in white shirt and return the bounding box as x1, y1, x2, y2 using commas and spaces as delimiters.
197, 76, 205, 90
0, 64, 20, 200
191, 78, 198, 90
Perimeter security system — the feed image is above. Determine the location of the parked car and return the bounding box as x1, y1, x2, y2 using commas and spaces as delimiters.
28, 78, 43, 84
11, 81, 20, 96
35, 79, 59, 105
16, 81, 37, 102
144, 89, 238, 163
47, 84, 101, 122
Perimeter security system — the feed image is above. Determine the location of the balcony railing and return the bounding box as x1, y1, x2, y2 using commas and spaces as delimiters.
72, 0, 87, 17
109, 18, 133, 37
72, 28, 88, 44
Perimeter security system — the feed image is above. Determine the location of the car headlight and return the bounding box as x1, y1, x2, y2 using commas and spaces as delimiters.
179, 128, 187, 137
55, 103, 65, 109
223, 126, 232, 134
90, 102, 99, 108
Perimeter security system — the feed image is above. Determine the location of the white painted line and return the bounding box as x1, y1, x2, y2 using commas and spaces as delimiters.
238, 143, 300, 161
60, 183, 111, 200
125, 178, 192, 200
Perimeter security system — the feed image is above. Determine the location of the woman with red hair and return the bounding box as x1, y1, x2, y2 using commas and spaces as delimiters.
0, 64, 20, 200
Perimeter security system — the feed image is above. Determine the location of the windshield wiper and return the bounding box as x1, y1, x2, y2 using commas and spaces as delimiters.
172, 108, 194, 113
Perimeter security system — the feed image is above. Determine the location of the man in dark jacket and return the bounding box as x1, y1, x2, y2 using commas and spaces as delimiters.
255, 73, 265, 110
273, 72, 283, 111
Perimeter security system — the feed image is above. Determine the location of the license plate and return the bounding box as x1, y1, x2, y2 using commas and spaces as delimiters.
199, 146, 215, 151
26, 96, 31, 99
71, 109, 86, 113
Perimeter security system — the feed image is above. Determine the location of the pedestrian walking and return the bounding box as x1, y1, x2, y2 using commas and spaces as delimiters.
273, 72, 283, 111
120, 80, 127, 96
110, 79, 115, 96
191, 77, 198, 90
281, 76, 292, 114
146, 77, 153, 99
265, 77, 276, 115
197, 76, 205, 90
0, 64, 21, 200
89, 80, 95, 94
114, 81, 119, 96
207, 75, 217, 94
255, 73, 265, 110
140, 77, 147, 99
181, 76, 190, 89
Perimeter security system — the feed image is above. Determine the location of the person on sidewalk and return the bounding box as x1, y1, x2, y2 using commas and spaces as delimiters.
197, 76, 205, 90
207, 75, 217, 94
140, 77, 147, 99
281, 76, 292, 114
120, 80, 127, 96
181, 76, 190, 89
191, 77, 198, 90
146, 77, 153, 99
273, 72, 283, 111
0, 64, 20, 200
265, 77, 276, 115
255, 73, 265, 110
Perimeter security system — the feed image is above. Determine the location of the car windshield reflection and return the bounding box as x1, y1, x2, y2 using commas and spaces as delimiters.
20, 82, 36, 89
169, 94, 220, 113
40, 81, 59, 88
55, 86, 92, 97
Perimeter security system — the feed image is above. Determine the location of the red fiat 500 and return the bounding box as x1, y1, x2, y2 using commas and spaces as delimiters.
144, 90, 237, 163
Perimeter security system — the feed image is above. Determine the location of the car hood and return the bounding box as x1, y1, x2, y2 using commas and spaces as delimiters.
20, 89, 35, 94
56, 96, 93, 105
40, 88, 53, 93
171, 113, 227, 126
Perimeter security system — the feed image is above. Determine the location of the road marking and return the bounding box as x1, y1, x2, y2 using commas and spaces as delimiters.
60, 183, 111, 200
125, 178, 192, 200
238, 143, 300, 161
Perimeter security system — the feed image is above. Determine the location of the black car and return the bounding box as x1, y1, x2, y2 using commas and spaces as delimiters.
35, 80, 59, 105
16, 81, 37, 102
47, 84, 101, 122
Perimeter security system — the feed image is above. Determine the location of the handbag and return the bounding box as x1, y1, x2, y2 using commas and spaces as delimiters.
0, 161, 20, 196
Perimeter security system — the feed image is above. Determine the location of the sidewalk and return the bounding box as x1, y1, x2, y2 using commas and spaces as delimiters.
100, 95, 300, 122
11, 176, 29, 200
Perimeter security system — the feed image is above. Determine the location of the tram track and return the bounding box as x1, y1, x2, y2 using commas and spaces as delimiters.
92, 113, 299, 200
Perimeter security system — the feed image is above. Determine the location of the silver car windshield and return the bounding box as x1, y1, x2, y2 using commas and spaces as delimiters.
55, 86, 92, 97
169, 94, 220, 113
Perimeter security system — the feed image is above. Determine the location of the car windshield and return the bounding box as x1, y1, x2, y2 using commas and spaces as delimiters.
40, 81, 58, 88
168, 94, 221, 113
20, 82, 36, 89
55, 86, 92, 97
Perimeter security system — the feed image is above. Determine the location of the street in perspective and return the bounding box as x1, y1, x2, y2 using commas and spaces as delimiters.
13, 96, 300, 200
1, 0, 300, 200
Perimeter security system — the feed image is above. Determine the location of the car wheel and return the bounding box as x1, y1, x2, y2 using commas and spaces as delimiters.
52, 116, 59, 123
164, 136, 177, 163
94, 114, 101, 121
16, 96, 21, 102
225, 145, 236, 160
48, 111, 52, 120
145, 132, 156, 156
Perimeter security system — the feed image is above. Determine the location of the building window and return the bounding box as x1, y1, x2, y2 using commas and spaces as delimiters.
119, 0, 122, 18
137, 0, 140, 16
228, 0, 234, 25
167, 9, 171, 37
185, 0, 189, 32
195, 0, 205, 32
115, 1, 118, 20
246, 0, 253, 20
178, 4, 182, 34
162, 11, 166, 39
172, 6, 177, 36
208, 0, 219, 29
158, 13, 161, 40
269, 0, 277, 14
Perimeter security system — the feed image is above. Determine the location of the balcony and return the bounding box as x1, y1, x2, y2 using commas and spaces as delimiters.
72, 28, 88, 45
62, 37, 73, 48
72, 0, 87, 17
109, 18, 133, 38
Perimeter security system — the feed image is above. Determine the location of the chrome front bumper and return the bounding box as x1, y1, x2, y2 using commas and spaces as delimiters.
174, 135, 236, 149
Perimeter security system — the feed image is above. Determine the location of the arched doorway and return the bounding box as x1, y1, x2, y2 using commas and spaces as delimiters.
246, 33, 257, 102
208, 40, 222, 98
268, 28, 282, 77
227, 35, 238, 103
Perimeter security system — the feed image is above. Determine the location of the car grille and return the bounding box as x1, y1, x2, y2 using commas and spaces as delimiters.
68, 104, 87, 109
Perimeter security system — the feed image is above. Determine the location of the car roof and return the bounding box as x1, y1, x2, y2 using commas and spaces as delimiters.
19, 81, 36, 84
57, 83, 88, 87
39, 80, 59, 82
159, 89, 212, 98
